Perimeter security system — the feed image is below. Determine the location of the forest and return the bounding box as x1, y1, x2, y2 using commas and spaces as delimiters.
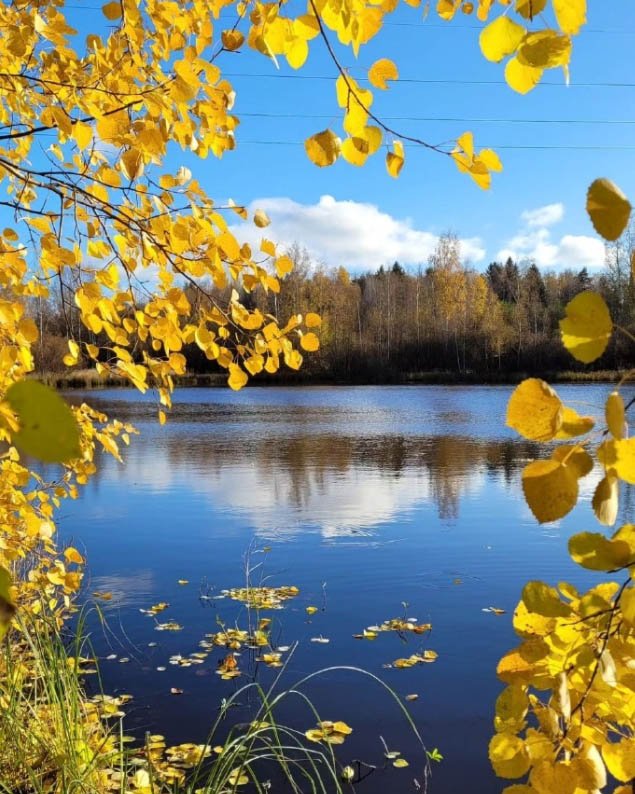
34, 229, 635, 382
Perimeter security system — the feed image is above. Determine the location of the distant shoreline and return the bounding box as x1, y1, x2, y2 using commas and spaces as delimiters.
39, 367, 630, 391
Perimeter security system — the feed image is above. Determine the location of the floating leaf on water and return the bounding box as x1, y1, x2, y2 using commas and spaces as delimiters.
148, 642, 158, 647
482, 607, 506, 615
170, 687, 184, 695
341, 765, 355, 782
177, 579, 189, 585
405, 693, 419, 701
156, 666, 166, 672
106, 653, 117, 660
93, 591, 113, 601
393, 758, 409, 768
305, 720, 353, 745
311, 635, 330, 644
227, 585, 299, 609
155, 621, 182, 632
306, 605, 319, 615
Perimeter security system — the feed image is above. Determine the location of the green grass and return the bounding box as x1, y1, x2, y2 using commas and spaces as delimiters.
0, 603, 432, 794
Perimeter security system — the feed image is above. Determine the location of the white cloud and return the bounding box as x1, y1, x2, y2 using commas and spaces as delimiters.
497, 204, 605, 270
521, 202, 564, 228
230, 195, 486, 270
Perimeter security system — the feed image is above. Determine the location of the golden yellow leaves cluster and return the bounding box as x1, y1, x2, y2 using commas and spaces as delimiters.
472, 0, 586, 93
496, 176, 635, 792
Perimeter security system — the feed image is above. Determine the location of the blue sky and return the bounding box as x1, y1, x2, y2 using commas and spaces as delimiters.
70, 3, 635, 273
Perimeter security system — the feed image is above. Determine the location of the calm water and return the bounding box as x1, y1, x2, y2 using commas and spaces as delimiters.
58, 384, 624, 793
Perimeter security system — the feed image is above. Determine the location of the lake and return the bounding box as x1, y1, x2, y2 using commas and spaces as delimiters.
59, 384, 621, 793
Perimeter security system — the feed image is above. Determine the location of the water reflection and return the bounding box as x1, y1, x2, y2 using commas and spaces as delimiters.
98, 428, 539, 535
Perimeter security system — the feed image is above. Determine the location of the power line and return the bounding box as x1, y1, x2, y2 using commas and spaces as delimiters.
62, 5, 635, 34
235, 140, 635, 150
240, 112, 635, 125
225, 72, 635, 88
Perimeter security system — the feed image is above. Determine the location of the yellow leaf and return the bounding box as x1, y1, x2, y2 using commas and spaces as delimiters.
368, 58, 399, 89
517, 30, 572, 69
551, 445, 593, 479
522, 459, 578, 523
275, 256, 293, 278
228, 363, 248, 391
386, 141, 404, 178
102, 1, 122, 20
553, 0, 586, 35
592, 472, 619, 527
598, 439, 635, 483
515, 0, 546, 19
489, 733, 530, 779
287, 38, 309, 69
64, 547, 84, 565
479, 16, 526, 63
529, 759, 584, 794
300, 332, 319, 352
306, 606, 318, 615
521, 581, 571, 617
393, 758, 409, 768
494, 686, 529, 733
221, 30, 245, 51
5, 380, 80, 463
72, 121, 93, 151
121, 148, 144, 180
305, 313, 321, 328
559, 290, 612, 364
554, 406, 594, 439
568, 526, 635, 571
602, 738, 635, 783
437, 0, 459, 20
253, 209, 270, 228
586, 178, 632, 242
606, 390, 626, 439
505, 56, 543, 94
305, 130, 340, 167
0, 567, 15, 641
506, 378, 562, 441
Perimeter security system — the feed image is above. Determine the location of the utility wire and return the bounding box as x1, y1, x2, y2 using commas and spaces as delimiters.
62, 5, 635, 34
224, 72, 635, 88
239, 112, 635, 125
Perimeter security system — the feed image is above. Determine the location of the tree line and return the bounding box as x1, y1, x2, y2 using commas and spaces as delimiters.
32, 231, 635, 382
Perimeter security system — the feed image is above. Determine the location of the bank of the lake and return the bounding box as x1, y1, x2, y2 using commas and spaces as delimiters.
40, 366, 629, 390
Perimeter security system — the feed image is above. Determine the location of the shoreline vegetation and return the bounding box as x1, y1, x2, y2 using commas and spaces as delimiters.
41, 367, 633, 390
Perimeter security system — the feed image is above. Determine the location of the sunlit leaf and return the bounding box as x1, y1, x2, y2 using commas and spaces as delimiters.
586, 179, 632, 242
559, 291, 613, 364
506, 378, 563, 441
305, 130, 340, 167
479, 17, 525, 62
592, 472, 619, 526
368, 58, 399, 89
522, 459, 578, 523
489, 732, 530, 779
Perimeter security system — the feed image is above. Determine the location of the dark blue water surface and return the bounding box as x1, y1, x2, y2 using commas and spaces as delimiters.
58, 384, 623, 794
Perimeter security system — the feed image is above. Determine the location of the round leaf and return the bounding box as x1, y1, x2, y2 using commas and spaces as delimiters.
586, 178, 632, 242
559, 290, 612, 364
5, 380, 81, 463
489, 733, 530, 779
522, 459, 578, 523
368, 58, 399, 89
506, 378, 562, 441
480, 17, 526, 63
304, 130, 340, 167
